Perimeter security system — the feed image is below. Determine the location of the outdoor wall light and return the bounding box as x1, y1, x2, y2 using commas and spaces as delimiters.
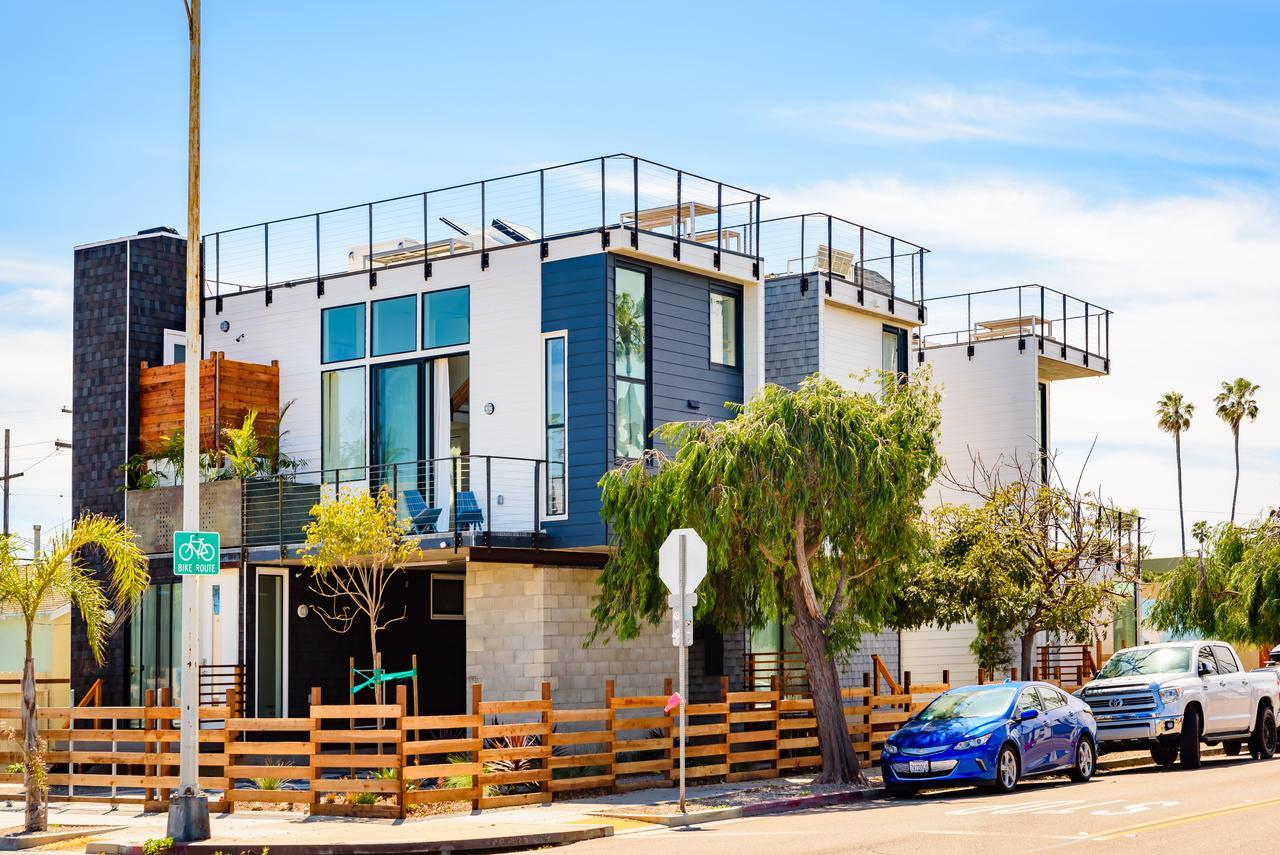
296, 604, 310, 619
483, 402, 495, 415
219, 320, 230, 333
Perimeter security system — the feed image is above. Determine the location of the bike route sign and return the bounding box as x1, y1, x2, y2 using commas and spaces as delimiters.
174, 530, 221, 575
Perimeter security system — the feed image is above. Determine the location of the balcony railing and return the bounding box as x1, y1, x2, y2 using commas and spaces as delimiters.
241, 455, 547, 556
920, 284, 1111, 367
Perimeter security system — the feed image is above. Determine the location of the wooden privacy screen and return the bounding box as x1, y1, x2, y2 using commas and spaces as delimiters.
137, 352, 279, 453
0, 661, 948, 820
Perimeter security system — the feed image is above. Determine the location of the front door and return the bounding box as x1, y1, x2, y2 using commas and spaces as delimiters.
255, 569, 287, 716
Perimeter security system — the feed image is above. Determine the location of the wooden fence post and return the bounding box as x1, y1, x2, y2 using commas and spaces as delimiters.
309, 686, 322, 810
604, 679, 616, 794
1010, 667, 1019, 681
395, 683, 408, 819
157, 687, 171, 805
540, 681, 552, 802
470, 683, 483, 812
225, 687, 239, 814
942, 670, 950, 689
768, 674, 780, 778
144, 689, 156, 804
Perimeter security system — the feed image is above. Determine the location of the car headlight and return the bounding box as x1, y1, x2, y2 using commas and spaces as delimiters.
1159, 687, 1182, 705
953, 732, 995, 751
883, 743, 899, 756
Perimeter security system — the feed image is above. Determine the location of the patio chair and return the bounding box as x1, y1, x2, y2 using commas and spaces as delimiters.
400, 489, 442, 535
454, 490, 485, 530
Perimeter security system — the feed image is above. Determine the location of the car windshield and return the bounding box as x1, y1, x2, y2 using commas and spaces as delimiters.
916, 687, 1016, 721
1097, 647, 1191, 678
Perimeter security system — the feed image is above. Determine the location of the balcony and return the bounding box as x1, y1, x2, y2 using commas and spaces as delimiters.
920, 285, 1111, 380
137, 352, 280, 453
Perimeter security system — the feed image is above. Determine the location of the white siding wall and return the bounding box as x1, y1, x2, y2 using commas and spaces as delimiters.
820, 301, 890, 393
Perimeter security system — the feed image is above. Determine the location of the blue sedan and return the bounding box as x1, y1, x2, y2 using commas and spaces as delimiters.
882, 681, 1098, 796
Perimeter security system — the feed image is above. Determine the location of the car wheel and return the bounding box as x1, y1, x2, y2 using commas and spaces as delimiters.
1249, 705, 1277, 760
1150, 741, 1179, 767
991, 744, 1019, 793
885, 783, 918, 799
1223, 740, 1243, 757
1180, 707, 1202, 770
1069, 736, 1096, 783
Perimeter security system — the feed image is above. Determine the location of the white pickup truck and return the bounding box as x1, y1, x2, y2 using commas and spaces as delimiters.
1077, 640, 1278, 769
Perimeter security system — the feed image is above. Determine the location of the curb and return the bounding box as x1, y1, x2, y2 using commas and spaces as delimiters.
84, 824, 613, 855
0, 826, 121, 851
1098, 745, 1224, 772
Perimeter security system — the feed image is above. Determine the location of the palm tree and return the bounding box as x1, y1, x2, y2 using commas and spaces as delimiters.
0, 514, 148, 833
1214, 378, 1260, 524
1155, 392, 1195, 555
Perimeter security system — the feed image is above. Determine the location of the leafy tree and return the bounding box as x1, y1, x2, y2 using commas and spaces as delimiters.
1156, 391, 1195, 556
1214, 378, 1260, 523
298, 487, 417, 703
593, 373, 942, 785
913, 455, 1142, 678
0, 515, 148, 832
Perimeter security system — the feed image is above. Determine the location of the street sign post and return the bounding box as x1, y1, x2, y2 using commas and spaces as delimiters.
658, 528, 707, 813
174, 531, 220, 576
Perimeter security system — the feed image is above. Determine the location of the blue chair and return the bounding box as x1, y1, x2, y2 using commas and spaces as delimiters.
454, 491, 485, 530
400, 489, 442, 535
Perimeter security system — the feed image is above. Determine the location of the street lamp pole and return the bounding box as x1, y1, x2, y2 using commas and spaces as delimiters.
168, 0, 210, 840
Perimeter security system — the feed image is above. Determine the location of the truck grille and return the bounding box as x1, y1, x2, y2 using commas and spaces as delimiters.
1082, 686, 1157, 715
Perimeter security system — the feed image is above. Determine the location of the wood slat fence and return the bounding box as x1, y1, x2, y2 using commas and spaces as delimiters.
0, 664, 948, 819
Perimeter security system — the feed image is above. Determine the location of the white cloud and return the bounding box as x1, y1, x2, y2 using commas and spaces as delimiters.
772, 174, 1280, 556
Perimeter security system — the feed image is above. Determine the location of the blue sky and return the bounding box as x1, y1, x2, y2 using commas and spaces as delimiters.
1, 1, 1278, 554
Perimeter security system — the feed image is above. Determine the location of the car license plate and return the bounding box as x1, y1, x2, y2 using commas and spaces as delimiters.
908, 760, 929, 774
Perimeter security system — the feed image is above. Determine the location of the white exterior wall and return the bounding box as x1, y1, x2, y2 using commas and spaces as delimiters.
820, 300, 892, 393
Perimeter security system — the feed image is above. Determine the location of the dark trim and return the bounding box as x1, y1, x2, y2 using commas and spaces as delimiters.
882, 323, 908, 377
320, 301, 367, 365
369, 293, 418, 358
468, 546, 608, 568
613, 261, 653, 459
708, 282, 744, 370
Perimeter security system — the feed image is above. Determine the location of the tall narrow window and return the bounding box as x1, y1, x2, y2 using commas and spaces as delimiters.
881, 325, 908, 377
423, 287, 470, 349
710, 290, 738, 367
614, 267, 648, 459
1037, 382, 1049, 484
371, 294, 417, 356
545, 335, 567, 516
322, 303, 365, 363
372, 360, 426, 493
321, 367, 365, 481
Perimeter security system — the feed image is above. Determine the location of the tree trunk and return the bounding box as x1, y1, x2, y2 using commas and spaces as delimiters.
1019, 627, 1038, 681
787, 573, 866, 786
1231, 429, 1240, 524
370, 628, 383, 706
22, 627, 45, 833
1175, 432, 1187, 556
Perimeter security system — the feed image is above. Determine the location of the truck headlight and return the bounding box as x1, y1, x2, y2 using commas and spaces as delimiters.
1159, 687, 1182, 705
953, 732, 994, 751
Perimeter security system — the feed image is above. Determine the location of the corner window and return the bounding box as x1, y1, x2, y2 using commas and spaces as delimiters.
881, 325, 907, 376
423, 287, 470, 350
322, 303, 366, 363
710, 290, 739, 367
371, 294, 417, 357
614, 266, 648, 460
430, 574, 465, 620
545, 335, 567, 517
321, 367, 366, 481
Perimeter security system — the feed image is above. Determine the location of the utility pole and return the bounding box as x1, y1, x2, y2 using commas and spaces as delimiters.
168, 0, 209, 841
1, 429, 24, 536
32, 525, 40, 556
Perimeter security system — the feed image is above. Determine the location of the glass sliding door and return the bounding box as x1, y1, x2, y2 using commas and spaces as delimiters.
127, 582, 182, 706
372, 360, 428, 501
255, 571, 285, 717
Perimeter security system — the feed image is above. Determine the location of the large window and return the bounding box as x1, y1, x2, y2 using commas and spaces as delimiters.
322, 303, 365, 363
614, 266, 648, 459
321, 367, 366, 480
372, 360, 426, 491
1037, 382, 1049, 484
710, 290, 739, 367
423, 287, 470, 349
371, 294, 417, 356
545, 335, 567, 517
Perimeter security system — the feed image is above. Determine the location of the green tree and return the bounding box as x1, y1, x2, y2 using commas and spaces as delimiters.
220, 409, 262, 479
914, 457, 1142, 678
593, 373, 942, 785
0, 515, 148, 833
298, 487, 417, 703
1214, 378, 1260, 524
1156, 391, 1195, 556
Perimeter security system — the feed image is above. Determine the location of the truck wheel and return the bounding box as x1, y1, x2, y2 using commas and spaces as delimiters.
1150, 741, 1179, 767
1223, 740, 1243, 756
1249, 706, 1277, 760
1180, 707, 1202, 770
1069, 736, 1096, 783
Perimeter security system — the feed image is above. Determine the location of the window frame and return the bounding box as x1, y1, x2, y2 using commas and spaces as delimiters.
320, 301, 367, 364
1212, 644, 1240, 674
369, 356, 431, 490
613, 262, 651, 461
881, 323, 909, 379
421, 285, 471, 351
320, 366, 367, 482
370, 293, 418, 358
543, 331, 569, 521
429, 573, 466, 621
708, 285, 743, 369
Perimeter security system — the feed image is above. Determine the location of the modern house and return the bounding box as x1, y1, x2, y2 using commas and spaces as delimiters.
71, 155, 930, 716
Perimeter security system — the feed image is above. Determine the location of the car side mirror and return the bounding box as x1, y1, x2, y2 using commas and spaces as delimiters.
1019, 708, 1039, 721
1198, 661, 1212, 677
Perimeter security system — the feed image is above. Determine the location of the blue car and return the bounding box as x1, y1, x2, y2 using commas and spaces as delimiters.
882, 681, 1098, 796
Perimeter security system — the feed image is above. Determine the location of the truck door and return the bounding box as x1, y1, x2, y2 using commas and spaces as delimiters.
1195, 645, 1226, 734
1211, 644, 1251, 733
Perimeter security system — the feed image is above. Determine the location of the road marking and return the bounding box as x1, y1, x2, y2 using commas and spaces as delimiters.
947, 798, 1174, 817
1089, 794, 1280, 841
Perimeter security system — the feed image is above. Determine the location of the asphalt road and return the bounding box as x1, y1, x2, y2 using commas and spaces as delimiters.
559, 753, 1280, 854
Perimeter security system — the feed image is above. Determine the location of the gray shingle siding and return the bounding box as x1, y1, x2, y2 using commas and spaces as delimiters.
765, 273, 819, 389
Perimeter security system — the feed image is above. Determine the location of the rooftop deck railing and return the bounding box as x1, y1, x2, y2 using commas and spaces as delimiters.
241, 454, 546, 556
199, 154, 929, 306
920, 284, 1111, 366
